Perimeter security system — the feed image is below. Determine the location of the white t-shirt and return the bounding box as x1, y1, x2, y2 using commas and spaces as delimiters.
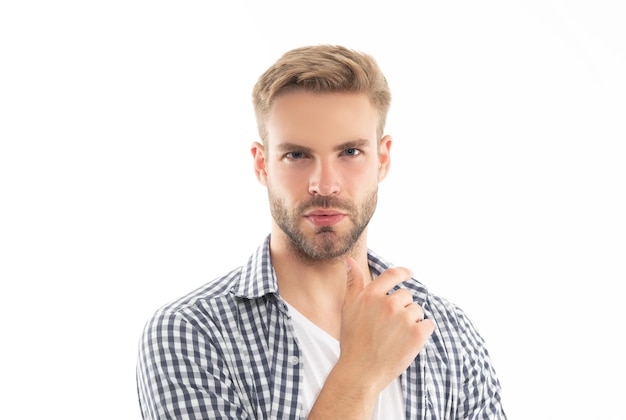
286, 302, 406, 419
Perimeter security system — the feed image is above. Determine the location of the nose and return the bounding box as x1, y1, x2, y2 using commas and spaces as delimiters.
308, 159, 340, 196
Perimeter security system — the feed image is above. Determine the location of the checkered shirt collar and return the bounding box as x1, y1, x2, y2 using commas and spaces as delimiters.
232, 234, 429, 306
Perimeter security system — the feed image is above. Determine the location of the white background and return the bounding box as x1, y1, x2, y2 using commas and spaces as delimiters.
1, 1, 625, 419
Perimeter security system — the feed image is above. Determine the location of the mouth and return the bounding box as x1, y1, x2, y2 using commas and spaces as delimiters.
304, 209, 347, 227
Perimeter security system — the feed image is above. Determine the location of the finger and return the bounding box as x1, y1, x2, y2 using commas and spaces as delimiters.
369, 267, 413, 295
406, 317, 436, 349
403, 303, 425, 323
417, 319, 436, 337
344, 257, 366, 304
388, 288, 414, 308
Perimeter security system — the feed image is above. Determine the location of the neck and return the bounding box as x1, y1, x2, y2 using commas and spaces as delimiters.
269, 226, 372, 338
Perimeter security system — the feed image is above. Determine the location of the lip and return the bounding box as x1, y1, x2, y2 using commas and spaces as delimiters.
304, 209, 346, 227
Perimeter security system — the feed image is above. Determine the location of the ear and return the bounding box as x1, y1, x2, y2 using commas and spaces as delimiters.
377, 135, 392, 182
251, 141, 268, 186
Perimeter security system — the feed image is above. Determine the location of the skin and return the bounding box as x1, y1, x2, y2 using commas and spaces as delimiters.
251, 91, 435, 419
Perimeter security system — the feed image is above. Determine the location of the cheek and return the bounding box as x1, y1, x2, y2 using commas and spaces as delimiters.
346, 161, 379, 184
267, 167, 308, 195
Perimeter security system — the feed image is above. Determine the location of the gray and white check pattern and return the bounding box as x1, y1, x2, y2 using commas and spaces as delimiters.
137, 235, 506, 419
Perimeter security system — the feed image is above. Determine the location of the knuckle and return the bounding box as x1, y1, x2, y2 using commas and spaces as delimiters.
386, 267, 411, 278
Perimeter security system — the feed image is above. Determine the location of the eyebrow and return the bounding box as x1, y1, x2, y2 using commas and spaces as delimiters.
274, 138, 372, 153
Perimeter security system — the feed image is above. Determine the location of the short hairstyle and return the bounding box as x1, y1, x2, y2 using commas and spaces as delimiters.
252, 44, 392, 145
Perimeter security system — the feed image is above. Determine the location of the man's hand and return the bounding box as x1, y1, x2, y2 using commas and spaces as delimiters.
308, 258, 435, 419
339, 256, 436, 394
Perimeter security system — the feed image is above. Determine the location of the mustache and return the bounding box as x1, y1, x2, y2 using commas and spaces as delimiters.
297, 196, 354, 213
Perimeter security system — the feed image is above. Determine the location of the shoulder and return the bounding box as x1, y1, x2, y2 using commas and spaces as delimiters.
424, 290, 468, 329
402, 277, 487, 352
163, 266, 243, 313
413, 281, 495, 373
140, 267, 244, 340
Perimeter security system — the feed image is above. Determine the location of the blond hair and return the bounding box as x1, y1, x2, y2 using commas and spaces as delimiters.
252, 45, 391, 144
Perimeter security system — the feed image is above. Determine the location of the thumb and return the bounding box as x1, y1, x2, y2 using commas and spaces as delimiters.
344, 256, 366, 303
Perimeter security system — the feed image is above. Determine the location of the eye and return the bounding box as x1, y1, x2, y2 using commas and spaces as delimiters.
342, 148, 361, 157
285, 151, 307, 160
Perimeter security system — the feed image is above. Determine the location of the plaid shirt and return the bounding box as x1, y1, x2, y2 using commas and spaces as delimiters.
137, 235, 506, 419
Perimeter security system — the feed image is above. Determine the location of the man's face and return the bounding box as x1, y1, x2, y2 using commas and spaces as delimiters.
253, 91, 391, 261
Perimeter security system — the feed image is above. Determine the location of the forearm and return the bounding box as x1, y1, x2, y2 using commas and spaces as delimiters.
307, 362, 380, 420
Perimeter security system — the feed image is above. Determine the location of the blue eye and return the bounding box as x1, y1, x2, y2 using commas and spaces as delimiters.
343, 148, 361, 156
285, 151, 306, 160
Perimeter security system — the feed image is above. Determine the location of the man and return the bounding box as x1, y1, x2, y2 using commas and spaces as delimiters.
137, 44, 506, 419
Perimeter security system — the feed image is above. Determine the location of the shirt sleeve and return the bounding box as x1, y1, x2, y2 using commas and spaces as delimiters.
455, 306, 507, 420
136, 309, 250, 420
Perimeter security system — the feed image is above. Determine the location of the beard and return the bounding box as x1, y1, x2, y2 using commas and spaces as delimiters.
268, 188, 378, 262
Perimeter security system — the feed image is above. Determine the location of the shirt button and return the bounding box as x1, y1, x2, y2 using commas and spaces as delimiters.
290, 356, 299, 365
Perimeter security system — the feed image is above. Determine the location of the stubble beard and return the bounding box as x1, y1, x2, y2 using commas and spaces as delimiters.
269, 189, 378, 263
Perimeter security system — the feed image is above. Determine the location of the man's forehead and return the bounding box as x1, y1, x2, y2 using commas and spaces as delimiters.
264, 91, 379, 150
